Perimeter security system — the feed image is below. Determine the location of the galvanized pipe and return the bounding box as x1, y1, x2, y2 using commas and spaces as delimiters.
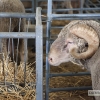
36, 7, 43, 100
49, 86, 92, 92
51, 13, 100, 19
49, 72, 91, 78
0, 13, 35, 18
0, 32, 36, 38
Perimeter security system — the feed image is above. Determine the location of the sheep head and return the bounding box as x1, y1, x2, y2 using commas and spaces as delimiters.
48, 20, 99, 66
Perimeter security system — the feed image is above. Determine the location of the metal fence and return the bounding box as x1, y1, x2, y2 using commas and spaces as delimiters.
45, 0, 100, 100
21, 0, 35, 23
0, 7, 43, 100
19, 0, 100, 100
21, 0, 35, 13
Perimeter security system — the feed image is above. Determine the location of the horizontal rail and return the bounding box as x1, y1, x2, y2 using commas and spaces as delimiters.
42, 8, 100, 12
51, 13, 100, 20
49, 86, 92, 92
21, 0, 32, 1
49, 72, 91, 78
38, 0, 75, 1
0, 13, 36, 18
0, 32, 36, 38
51, 26, 63, 29
25, 8, 33, 11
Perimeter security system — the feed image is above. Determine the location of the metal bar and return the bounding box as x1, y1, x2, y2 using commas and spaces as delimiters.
0, 32, 36, 38
45, 0, 52, 99
38, 0, 74, 1
0, 13, 35, 18
51, 26, 63, 29
23, 38, 28, 86
87, 0, 98, 8
49, 86, 92, 92
36, 7, 43, 100
21, 0, 33, 1
85, 0, 99, 13
49, 72, 90, 78
79, 0, 84, 13
51, 13, 100, 20
36, 0, 38, 8
32, 0, 35, 13
53, 8, 100, 11
25, 8, 33, 11
97, 0, 100, 3
21, 0, 35, 23
36, 7, 42, 25
31, 0, 35, 23
42, 7, 100, 13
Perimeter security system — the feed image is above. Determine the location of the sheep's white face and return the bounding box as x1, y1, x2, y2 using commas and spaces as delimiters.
48, 37, 74, 66
48, 35, 88, 66
48, 20, 100, 66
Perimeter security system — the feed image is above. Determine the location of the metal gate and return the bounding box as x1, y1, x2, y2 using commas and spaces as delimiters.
0, 7, 43, 100
44, 0, 100, 100
21, 0, 35, 13
21, 0, 35, 23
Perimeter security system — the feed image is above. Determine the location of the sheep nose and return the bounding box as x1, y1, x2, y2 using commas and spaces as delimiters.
48, 57, 53, 63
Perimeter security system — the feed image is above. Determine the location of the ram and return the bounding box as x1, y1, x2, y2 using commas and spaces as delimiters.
48, 20, 100, 100
0, 0, 27, 64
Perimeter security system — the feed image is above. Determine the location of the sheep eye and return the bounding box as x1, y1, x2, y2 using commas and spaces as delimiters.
63, 44, 67, 49
85, 43, 88, 47
63, 42, 73, 50
68, 42, 73, 44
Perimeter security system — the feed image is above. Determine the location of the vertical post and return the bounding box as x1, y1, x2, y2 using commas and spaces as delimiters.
32, 0, 35, 23
36, 0, 38, 8
32, 0, 35, 13
45, 0, 52, 100
79, 0, 84, 13
23, 38, 28, 86
36, 7, 43, 100
85, 0, 88, 6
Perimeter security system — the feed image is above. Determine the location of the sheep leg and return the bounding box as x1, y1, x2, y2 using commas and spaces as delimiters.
0, 39, 3, 60
19, 18, 28, 65
1, 39, 7, 61
19, 39, 28, 64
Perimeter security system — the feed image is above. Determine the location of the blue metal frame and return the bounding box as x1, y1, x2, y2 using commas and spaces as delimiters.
0, 7, 43, 100
36, 7, 43, 100
45, 0, 100, 100
21, 0, 35, 23
21, 0, 35, 13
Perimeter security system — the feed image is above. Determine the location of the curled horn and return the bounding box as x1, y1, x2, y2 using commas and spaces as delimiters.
69, 24, 99, 59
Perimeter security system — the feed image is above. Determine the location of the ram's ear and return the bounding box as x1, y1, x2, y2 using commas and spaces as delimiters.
66, 38, 73, 44
63, 38, 75, 52
64, 38, 79, 55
